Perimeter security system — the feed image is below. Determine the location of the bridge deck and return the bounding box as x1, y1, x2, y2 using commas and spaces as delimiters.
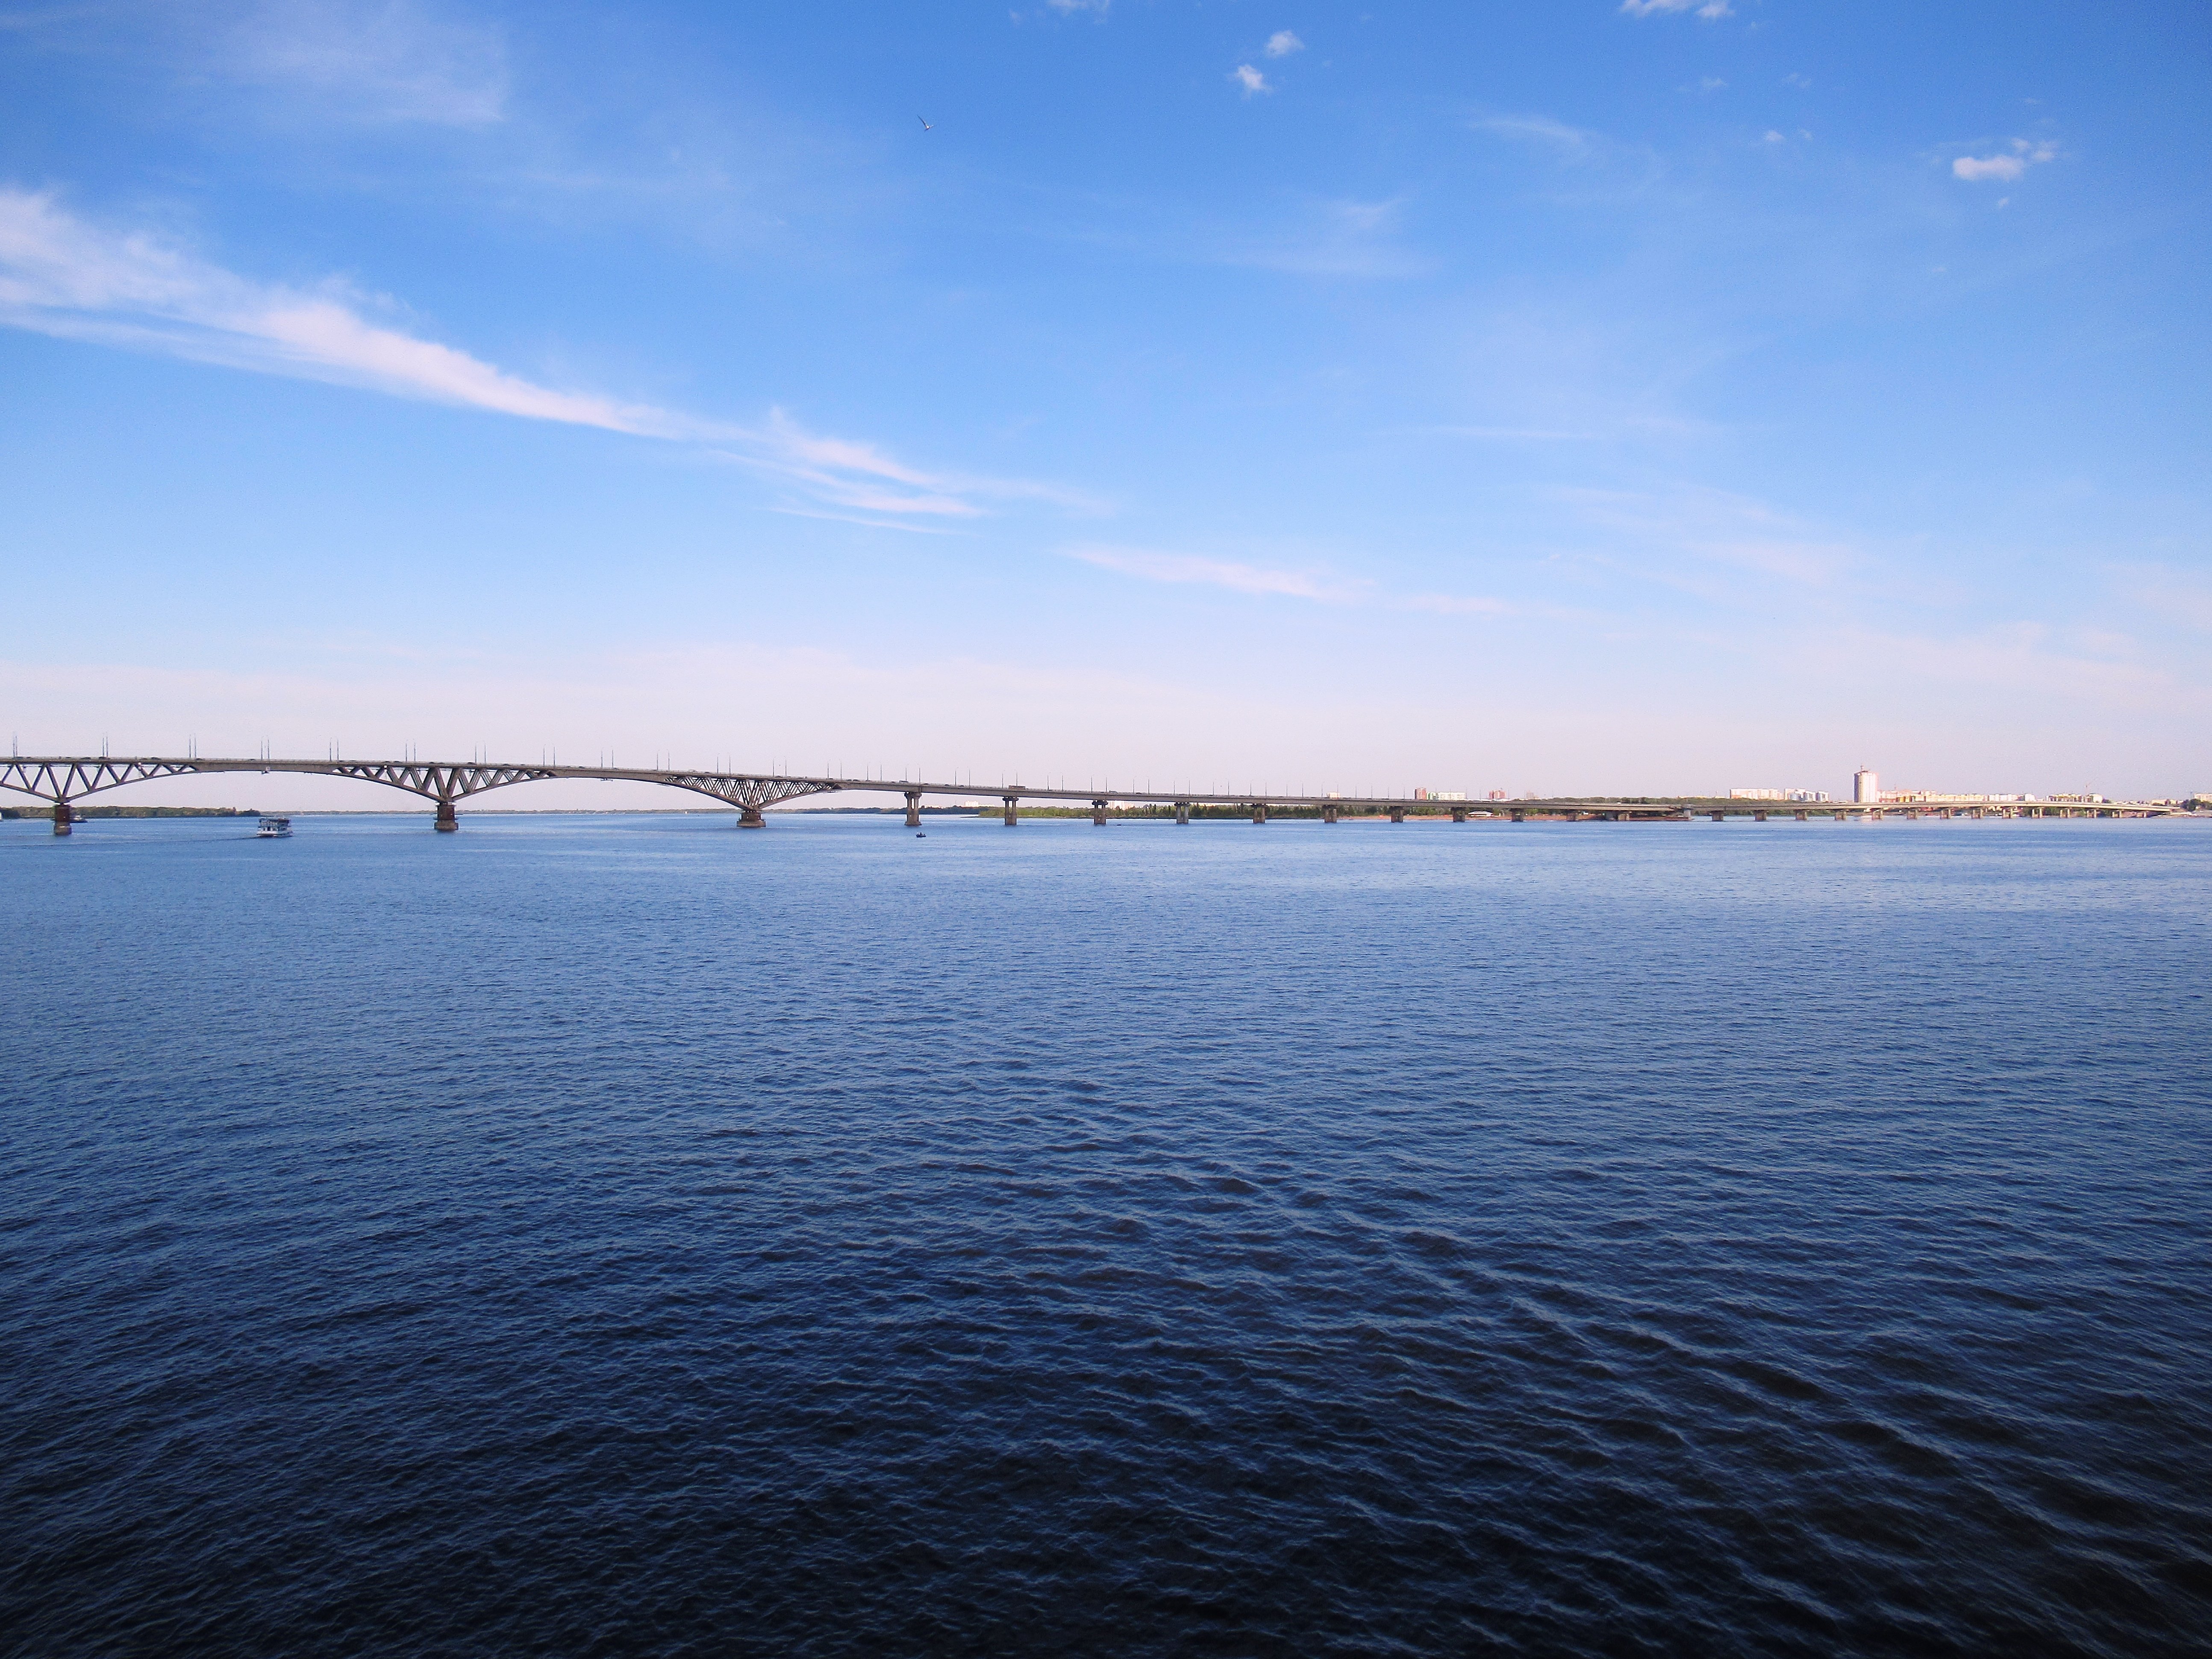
0, 757, 2182, 827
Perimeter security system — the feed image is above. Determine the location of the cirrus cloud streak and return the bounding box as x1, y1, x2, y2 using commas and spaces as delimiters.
1067, 544, 1345, 599
0, 187, 1080, 525
1065, 544, 1521, 620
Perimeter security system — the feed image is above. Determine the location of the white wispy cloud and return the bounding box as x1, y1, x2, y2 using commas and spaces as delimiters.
735, 410, 1099, 520
1264, 30, 1304, 58
0, 188, 649, 426
1067, 546, 1525, 620
1088, 195, 1429, 279
2115, 565, 2212, 635
1406, 594, 1515, 617
226, 0, 508, 126
1813, 621, 2193, 712
1471, 113, 1598, 159
1420, 424, 1597, 442
0, 188, 1080, 525
1231, 64, 1270, 96
1045, 0, 1109, 14
1565, 486, 1861, 591
1210, 195, 1425, 276
1067, 546, 1353, 600
1953, 138, 2057, 182
1620, 0, 1733, 19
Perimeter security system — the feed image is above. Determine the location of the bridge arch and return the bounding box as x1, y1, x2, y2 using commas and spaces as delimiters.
0, 757, 838, 833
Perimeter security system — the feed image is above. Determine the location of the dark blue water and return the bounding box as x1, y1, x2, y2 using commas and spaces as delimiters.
4, 812, 2209, 1656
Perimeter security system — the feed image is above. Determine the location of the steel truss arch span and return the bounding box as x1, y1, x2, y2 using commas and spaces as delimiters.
0, 757, 841, 827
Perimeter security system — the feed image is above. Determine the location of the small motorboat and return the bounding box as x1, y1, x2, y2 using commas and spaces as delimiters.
257, 815, 293, 838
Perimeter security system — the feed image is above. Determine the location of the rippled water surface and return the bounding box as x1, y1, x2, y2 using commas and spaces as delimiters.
5, 811, 2209, 1656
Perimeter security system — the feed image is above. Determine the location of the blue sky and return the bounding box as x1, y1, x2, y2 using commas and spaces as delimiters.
3, 0, 2207, 803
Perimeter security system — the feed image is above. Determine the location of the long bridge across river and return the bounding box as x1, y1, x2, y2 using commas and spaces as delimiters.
0, 756, 2182, 834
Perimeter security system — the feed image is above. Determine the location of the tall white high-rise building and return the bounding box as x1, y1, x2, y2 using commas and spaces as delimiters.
1854, 768, 1880, 804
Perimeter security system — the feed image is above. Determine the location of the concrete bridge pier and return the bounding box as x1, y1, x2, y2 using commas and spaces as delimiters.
1389, 806, 1406, 824
1321, 804, 1338, 824
52, 799, 72, 835
1754, 810, 1768, 822
1794, 810, 1808, 822
1510, 809, 1525, 823
435, 798, 459, 832
1174, 800, 1191, 825
1092, 799, 1109, 827
1452, 807, 1468, 823
1250, 803, 1268, 825
1002, 795, 1020, 827
1710, 811, 1725, 822
738, 803, 766, 829
905, 790, 924, 828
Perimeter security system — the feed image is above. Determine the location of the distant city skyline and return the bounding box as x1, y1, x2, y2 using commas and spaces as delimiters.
3, 2, 2207, 803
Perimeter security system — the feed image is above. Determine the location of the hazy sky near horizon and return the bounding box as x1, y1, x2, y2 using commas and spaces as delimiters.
3, 0, 2208, 804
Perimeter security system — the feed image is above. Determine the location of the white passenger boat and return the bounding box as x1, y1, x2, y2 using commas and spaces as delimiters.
256, 815, 293, 838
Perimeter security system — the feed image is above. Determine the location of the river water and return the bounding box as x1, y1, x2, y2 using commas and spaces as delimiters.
4, 812, 2208, 1656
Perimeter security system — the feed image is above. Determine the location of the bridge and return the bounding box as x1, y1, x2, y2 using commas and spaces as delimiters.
0, 756, 2184, 834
